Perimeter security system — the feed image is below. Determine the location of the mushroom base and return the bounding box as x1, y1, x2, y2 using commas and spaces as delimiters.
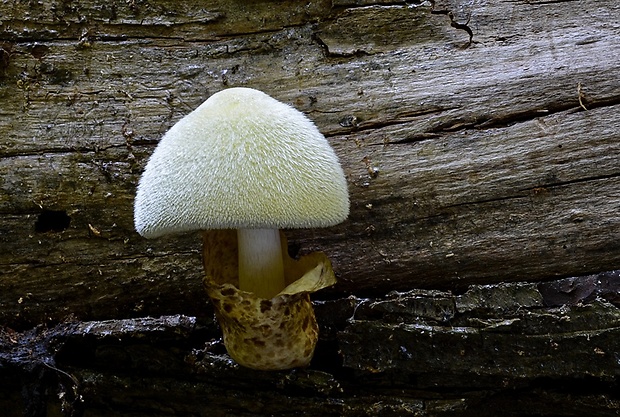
202, 230, 337, 371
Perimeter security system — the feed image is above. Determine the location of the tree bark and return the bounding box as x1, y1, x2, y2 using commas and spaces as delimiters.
2, 272, 620, 416
1, 0, 619, 415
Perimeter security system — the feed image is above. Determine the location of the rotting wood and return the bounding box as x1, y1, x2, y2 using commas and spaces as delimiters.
1, 0, 619, 327
1, 272, 619, 416
1, 2, 620, 415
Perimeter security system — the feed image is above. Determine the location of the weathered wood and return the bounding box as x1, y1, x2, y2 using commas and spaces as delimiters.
1, 1, 620, 414
341, 290, 620, 381
1, 0, 619, 327
2, 273, 619, 416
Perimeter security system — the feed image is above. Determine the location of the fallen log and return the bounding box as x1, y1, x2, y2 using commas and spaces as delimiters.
2, 273, 619, 416
1, 0, 619, 415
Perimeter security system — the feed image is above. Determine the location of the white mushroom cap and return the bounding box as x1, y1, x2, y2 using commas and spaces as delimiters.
134, 87, 349, 238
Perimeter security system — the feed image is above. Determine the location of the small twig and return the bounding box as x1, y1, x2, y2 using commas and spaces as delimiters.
42, 361, 80, 388
577, 82, 588, 111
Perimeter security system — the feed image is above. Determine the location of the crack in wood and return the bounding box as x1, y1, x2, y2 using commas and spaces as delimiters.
518, 172, 620, 193
474, 96, 620, 130
516, 0, 581, 5
436, 173, 620, 213
0, 142, 140, 159
327, 96, 620, 147
441, 193, 529, 211
429, 0, 474, 46
324, 107, 453, 138
0, 248, 200, 268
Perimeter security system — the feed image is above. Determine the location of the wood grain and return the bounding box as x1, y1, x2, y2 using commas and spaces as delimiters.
1, 0, 619, 327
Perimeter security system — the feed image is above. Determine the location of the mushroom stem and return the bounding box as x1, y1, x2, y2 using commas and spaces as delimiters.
237, 228, 286, 299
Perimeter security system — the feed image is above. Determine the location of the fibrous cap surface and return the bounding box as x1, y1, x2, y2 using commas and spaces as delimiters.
135, 87, 349, 238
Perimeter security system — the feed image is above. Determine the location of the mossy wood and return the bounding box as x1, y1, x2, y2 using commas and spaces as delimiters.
2, 273, 619, 416
1, 0, 619, 415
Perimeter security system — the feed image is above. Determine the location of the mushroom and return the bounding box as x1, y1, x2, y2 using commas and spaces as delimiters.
134, 87, 349, 370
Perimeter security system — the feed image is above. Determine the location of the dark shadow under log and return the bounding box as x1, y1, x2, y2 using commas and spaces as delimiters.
2, 272, 619, 416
